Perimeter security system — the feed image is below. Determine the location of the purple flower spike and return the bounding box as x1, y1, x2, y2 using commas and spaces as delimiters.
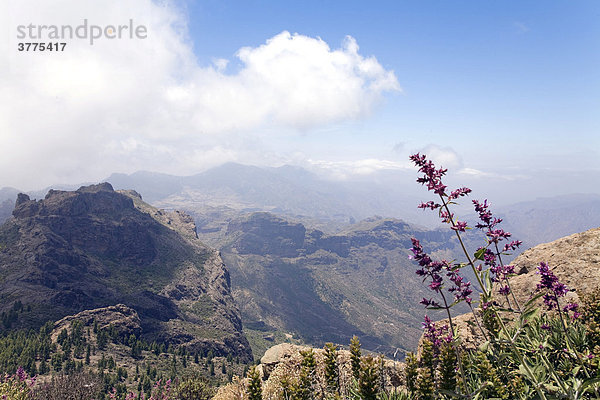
536, 262, 570, 310
563, 302, 581, 319
422, 315, 453, 356
16, 366, 27, 381
410, 153, 454, 199
449, 187, 472, 200
451, 220, 468, 232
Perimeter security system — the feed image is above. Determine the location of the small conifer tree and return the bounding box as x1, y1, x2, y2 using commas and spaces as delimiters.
404, 352, 418, 393
350, 335, 362, 381
324, 342, 339, 394
297, 349, 317, 400
247, 365, 262, 400
359, 355, 379, 400
438, 343, 457, 392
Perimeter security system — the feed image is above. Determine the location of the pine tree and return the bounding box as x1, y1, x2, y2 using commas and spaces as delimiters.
323, 342, 339, 394
438, 343, 457, 392
247, 365, 262, 400
297, 349, 317, 400
350, 335, 362, 381
404, 352, 418, 393
85, 344, 91, 365
359, 355, 379, 400
39, 357, 48, 374
415, 366, 434, 400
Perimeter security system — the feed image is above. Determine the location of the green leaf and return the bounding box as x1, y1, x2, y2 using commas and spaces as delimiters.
523, 292, 544, 310
520, 307, 539, 323
580, 377, 600, 393
474, 248, 486, 260
478, 340, 490, 352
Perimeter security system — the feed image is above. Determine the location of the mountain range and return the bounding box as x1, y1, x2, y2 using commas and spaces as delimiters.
0, 183, 251, 360
1, 163, 599, 359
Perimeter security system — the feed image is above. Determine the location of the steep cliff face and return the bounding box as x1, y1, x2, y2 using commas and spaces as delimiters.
0, 183, 251, 360
208, 212, 469, 357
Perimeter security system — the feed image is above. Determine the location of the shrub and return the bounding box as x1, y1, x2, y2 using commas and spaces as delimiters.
174, 374, 214, 400
0, 367, 33, 400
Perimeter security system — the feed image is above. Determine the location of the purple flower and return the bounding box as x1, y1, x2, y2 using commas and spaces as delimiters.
446, 268, 473, 304
420, 298, 442, 308
440, 210, 454, 224
428, 277, 442, 291
536, 262, 569, 310
418, 201, 441, 210
541, 323, 551, 331
473, 199, 493, 226
483, 248, 496, 267
451, 220, 468, 232
15, 366, 27, 382
422, 315, 453, 356
410, 153, 467, 200
503, 240, 523, 252
487, 228, 511, 244
411, 238, 473, 306
448, 187, 472, 200
563, 302, 581, 319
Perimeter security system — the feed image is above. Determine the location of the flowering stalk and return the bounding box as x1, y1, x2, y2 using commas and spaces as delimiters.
473, 199, 523, 312
409, 153, 550, 400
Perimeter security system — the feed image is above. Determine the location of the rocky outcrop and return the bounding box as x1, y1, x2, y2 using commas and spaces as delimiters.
432, 227, 600, 349
0, 183, 252, 360
508, 227, 600, 302
227, 212, 306, 257
52, 304, 141, 341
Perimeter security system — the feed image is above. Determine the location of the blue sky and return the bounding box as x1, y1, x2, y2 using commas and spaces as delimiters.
1, 0, 599, 200
182, 0, 600, 165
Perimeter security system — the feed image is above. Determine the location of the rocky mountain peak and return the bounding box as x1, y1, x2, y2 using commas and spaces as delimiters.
0, 184, 252, 360
13, 182, 134, 220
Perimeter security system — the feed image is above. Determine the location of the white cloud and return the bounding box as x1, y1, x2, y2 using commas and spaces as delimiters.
457, 167, 528, 181
0, 0, 400, 190
417, 144, 463, 170
306, 158, 410, 180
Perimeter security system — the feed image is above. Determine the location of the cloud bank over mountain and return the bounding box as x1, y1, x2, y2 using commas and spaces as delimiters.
0, 0, 399, 189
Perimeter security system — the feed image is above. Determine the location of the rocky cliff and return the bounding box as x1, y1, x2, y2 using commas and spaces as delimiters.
0, 183, 251, 360
198, 212, 474, 358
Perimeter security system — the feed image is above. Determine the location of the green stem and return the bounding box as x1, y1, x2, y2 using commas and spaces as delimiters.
439, 198, 486, 298
539, 354, 569, 395
439, 195, 548, 400
439, 290, 470, 400
493, 241, 522, 313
